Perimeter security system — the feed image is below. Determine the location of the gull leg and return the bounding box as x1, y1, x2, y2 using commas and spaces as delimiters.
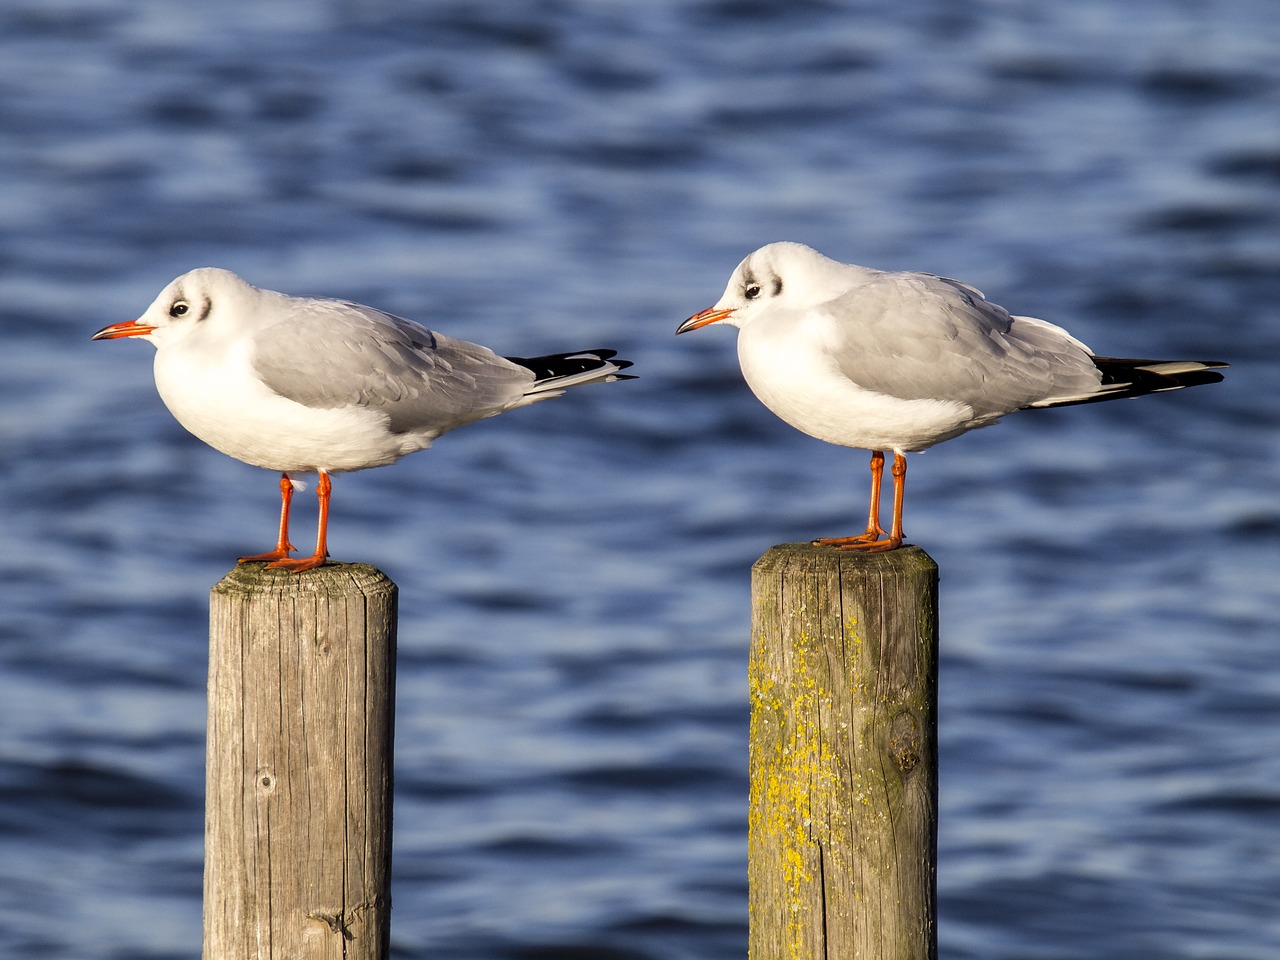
860, 452, 906, 552
238, 473, 297, 563
814, 451, 886, 546
819, 452, 906, 552
268, 471, 331, 572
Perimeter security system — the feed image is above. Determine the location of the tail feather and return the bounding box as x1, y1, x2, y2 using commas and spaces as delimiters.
506, 349, 636, 396
1030, 357, 1228, 409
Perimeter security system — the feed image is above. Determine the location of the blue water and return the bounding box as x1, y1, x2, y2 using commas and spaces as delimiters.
1, 1, 1277, 957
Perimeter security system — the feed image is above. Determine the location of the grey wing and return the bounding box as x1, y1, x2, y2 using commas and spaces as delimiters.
826, 272, 1102, 417
252, 298, 536, 434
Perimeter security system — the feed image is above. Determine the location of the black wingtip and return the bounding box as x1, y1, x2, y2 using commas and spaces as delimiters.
1091, 356, 1228, 400
504, 349, 635, 382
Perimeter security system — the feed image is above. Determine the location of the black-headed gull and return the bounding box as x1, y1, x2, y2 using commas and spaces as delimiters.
677, 242, 1227, 551
94, 268, 634, 571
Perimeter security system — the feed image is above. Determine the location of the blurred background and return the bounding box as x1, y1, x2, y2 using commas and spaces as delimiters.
1, 1, 1276, 957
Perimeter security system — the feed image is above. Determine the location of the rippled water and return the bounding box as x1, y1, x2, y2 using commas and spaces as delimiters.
1, 2, 1277, 958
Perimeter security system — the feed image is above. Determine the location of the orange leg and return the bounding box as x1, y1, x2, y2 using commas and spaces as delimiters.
266, 471, 331, 572
814, 451, 886, 547
238, 473, 297, 563
871, 451, 907, 552
814, 451, 906, 552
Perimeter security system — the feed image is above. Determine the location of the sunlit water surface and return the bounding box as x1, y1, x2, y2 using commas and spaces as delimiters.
1, 2, 1277, 958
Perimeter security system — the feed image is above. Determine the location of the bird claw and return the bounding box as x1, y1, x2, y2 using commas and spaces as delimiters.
812, 533, 903, 552
813, 531, 884, 547
238, 547, 295, 563
264, 554, 329, 573
835, 537, 902, 553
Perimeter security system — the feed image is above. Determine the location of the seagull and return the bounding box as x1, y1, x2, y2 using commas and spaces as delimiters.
94, 268, 634, 571
676, 242, 1227, 552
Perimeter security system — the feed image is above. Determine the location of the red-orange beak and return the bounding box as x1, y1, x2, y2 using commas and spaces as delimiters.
91, 320, 156, 341
675, 306, 734, 335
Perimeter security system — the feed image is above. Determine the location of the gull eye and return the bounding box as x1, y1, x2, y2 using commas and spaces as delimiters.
744, 283, 762, 300
169, 300, 190, 318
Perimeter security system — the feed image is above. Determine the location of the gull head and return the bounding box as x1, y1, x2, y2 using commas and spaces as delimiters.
91, 267, 262, 347
676, 242, 855, 334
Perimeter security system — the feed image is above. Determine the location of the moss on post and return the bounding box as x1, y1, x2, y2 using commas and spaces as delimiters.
749, 544, 938, 960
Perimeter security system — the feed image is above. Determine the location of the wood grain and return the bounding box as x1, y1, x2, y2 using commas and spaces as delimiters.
205, 563, 397, 960
749, 544, 938, 960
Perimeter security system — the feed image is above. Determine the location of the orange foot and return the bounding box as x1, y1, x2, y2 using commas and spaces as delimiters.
238, 546, 295, 563
264, 553, 328, 573
813, 534, 903, 552
814, 530, 882, 547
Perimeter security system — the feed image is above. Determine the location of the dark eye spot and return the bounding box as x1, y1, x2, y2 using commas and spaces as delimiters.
772, 277, 783, 296
170, 300, 189, 318
744, 283, 762, 300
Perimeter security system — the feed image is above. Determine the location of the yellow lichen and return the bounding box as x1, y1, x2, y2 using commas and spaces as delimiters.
751, 613, 865, 959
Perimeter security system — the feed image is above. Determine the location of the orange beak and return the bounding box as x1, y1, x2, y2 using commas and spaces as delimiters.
91, 320, 156, 341
675, 306, 734, 335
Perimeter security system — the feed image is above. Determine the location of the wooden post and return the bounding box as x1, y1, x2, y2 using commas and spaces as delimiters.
749, 544, 938, 960
205, 563, 398, 960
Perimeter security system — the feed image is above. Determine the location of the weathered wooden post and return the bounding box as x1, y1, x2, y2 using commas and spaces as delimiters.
749, 544, 938, 960
205, 563, 398, 960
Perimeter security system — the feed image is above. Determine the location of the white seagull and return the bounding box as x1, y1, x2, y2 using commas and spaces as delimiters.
94, 268, 633, 571
676, 242, 1227, 551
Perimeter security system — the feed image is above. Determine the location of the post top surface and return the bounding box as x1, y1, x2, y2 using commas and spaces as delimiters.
752, 542, 937, 575
210, 561, 397, 599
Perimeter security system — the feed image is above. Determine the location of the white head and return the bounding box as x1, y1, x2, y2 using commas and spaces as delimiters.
676, 242, 860, 334
91, 267, 262, 347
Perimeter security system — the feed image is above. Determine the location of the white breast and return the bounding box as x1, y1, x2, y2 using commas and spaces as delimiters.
736, 312, 980, 453
152, 336, 427, 473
